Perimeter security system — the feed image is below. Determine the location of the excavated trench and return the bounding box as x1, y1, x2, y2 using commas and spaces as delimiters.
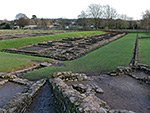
25, 81, 60, 113
0, 82, 27, 108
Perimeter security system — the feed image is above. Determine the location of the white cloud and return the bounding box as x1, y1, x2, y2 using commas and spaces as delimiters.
0, 0, 150, 20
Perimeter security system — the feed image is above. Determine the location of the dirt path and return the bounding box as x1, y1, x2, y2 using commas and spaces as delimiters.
94, 74, 150, 113
25, 81, 60, 113
0, 82, 26, 108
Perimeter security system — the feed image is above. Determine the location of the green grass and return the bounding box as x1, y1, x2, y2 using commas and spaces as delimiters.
0, 52, 50, 73
0, 31, 104, 73
22, 33, 137, 80
139, 39, 150, 65
138, 32, 150, 37
138, 33, 150, 65
0, 31, 104, 50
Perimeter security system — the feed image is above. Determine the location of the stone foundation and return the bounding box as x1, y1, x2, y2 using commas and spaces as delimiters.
3, 33, 126, 61
50, 71, 135, 113
0, 78, 46, 113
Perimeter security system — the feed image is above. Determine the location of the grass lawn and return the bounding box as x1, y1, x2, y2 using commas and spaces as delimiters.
139, 39, 150, 65
0, 31, 104, 73
138, 32, 150, 37
0, 31, 104, 50
138, 33, 150, 65
22, 33, 137, 80
0, 52, 50, 73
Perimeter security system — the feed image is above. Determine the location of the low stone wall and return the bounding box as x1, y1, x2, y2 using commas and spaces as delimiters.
109, 66, 132, 76
0, 78, 46, 113
0, 64, 41, 79
50, 71, 135, 113
130, 34, 139, 66
49, 79, 107, 113
0, 80, 8, 86
132, 63, 150, 84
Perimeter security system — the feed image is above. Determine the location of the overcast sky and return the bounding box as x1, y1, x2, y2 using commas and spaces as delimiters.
0, 0, 150, 20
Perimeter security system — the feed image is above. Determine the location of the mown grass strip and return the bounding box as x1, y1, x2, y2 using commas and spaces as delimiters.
139, 39, 150, 65
22, 33, 137, 80
0, 52, 50, 73
138, 33, 150, 65
0, 31, 104, 50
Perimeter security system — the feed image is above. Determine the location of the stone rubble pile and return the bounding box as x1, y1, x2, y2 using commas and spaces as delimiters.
72, 83, 104, 94
53, 71, 89, 81
109, 66, 132, 76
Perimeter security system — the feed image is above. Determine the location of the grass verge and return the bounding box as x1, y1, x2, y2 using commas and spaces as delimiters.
139, 39, 150, 65
22, 33, 137, 80
0, 52, 50, 73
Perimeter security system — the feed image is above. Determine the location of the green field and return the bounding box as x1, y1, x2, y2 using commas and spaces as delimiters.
138, 32, 150, 37
0, 52, 50, 73
0, 31, 104, 73
138, 33, 150, 65
22, 33, 137, 80
139, 39, 150, 65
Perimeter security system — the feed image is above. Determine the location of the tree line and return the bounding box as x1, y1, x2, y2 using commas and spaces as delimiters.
1, 3, 150, 30
77, 4, 150, 30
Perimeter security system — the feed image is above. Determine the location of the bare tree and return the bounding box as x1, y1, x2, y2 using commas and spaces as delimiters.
142, 10, 150, 30
103, 5, 118, 29
77, 11, 89, 30
103, 5, 118, 19
87, 4, 103, 29
116, 14, 129, 29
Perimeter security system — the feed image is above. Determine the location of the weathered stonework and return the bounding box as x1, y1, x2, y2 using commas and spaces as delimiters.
50, 71, 135, 113
0, 64, 41, 79
0, 79, 46, 113
109, 66, 132, 76
0, 80, 8, 86
50, 72, 108, 112
9, 78, 34, 86
49, 78, 107, 113
3, 33, 126, 61
53, 71, 89, 81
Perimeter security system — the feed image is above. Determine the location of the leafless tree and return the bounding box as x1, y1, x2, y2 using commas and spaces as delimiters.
87, 4, 103, 29
77, 11, 89, 30
103, 5, 118, 29
142, 10, 150, 30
